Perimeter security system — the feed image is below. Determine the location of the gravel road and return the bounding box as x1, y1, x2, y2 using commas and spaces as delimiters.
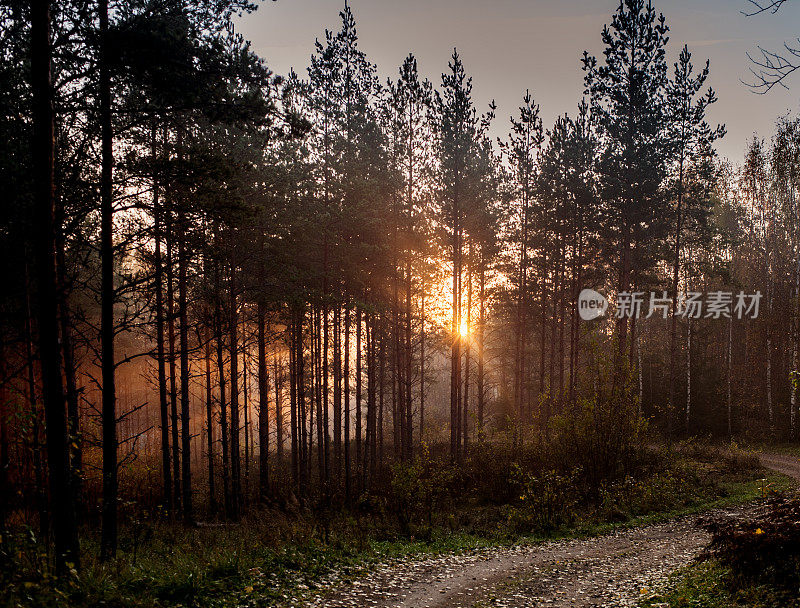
301, 452, 800, 608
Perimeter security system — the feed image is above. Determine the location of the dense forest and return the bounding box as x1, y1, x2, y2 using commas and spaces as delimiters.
2, 0, 800, 592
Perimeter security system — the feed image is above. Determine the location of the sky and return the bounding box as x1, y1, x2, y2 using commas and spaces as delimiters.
234, 0, 800, 163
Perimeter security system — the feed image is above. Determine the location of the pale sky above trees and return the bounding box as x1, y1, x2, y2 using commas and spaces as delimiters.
236, 0, 800, 162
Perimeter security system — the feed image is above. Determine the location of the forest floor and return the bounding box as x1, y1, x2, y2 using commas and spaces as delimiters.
300, 453, 800, 608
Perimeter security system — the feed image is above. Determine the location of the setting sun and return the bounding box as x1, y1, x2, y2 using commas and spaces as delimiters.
459, 319, 469, 337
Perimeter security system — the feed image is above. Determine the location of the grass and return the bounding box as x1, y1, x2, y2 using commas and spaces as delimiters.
747, 442, 800, 458
1, 444, 795, 608
576, 469, 794, 538
638, 559, 800, 608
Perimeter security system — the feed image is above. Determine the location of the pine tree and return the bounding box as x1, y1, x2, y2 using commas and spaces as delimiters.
583, 0, 671, 366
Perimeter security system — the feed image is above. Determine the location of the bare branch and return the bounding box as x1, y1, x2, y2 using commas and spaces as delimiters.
742, 0, 789, 16
744, 40, 800, 93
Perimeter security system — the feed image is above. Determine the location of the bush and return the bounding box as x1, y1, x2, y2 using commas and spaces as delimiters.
390, 445, 457, 536
504, 465, 580, 533
550, 388, 648, 495
704, 495, 800, 594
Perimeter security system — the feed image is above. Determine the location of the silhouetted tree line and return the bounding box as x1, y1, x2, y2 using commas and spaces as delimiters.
1, 0, 799, 572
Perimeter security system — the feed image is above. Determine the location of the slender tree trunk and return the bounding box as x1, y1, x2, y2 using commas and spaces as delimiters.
766, 278, 773, 431
205, 327, 216, 514
0, 365, 8, 530
668, 158, 685, 439
791, 251, 800, 441
378, 320, 386, 465
214, 257, 231, 518
419, 278, 425, 445
333, 308, 342, 479
463, 256, 471, 451
242, 333, 251, 491
274, 354, 284, 461
178, 199, 192, 522
25, 266, 49, 549
57, 234, 81, 517
355, 306, 362, 479
228, 266, 241, 517
257, 301, 269, 501
477, 253, 485, 439
289, 311, 299, 488
539, 255, 548, 403
344, 307, 351, 499
153, 135, 172, 514
392, 250, 403, 460
515, 186, 529, 425
686, 317, 692, 436
297, 307, 308, 495
323, 306, 330, 486
98, 0, 117, 560
450, 162, 461, 460
727, 314, 733, 440
314, 307, 324, 482
404, 259, 413, 460
166, 222, 181, 512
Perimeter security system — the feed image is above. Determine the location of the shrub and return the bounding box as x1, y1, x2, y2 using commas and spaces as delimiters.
505, 465, 580, 534
550, 388, 648, 495
389, 445, 456, 536
704, 495, 800, 594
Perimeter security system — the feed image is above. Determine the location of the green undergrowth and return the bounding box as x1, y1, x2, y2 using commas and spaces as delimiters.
1, 443, 793, 608
638, 559, 800, 608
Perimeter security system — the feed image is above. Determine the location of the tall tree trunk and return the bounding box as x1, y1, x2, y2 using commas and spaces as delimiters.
343, 307, 351, 499
477, 254, 486, 439
214, 258, 231, 518
228, 266, 241, 518
450, 162, 461, 460
289, 311, 299, 488
153, 134, 172, 514
333, 308, 341, 479
205, 327, 216, 514
419, 277, 425, 445
57, 231, 82, 518
257, 301, 269, 501
166, 222, 181, 512
539, 255, 548, 403
25, 266, 49, 548
178, 201, 192, 522
686, 317, 692, 436
0, 363, 8, 530
274, 354, 284, 461
727, 314, 733, 440
791, 251, 800, 441
242, 333, 250, 490
392, 253, 403, 460
295, 306, 314, 495
355, 306, 362, 479
322, 307, 330, 486
668, 158, 685, 439
98, 0, 117, 560
515, 186, 529, 423
766, 278, 773, 431
463, 256, 471, 451
404, 256, 413, 459
314, 307, 324, 483
378, 320, 386, 465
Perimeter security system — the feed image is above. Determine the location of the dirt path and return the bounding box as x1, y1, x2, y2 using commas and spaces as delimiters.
302, 453, 800, 608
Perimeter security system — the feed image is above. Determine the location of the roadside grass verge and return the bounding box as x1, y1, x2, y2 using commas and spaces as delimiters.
638, 559, 800, 608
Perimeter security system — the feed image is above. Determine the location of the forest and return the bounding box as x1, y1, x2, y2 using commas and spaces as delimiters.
2, 0, 800, 606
